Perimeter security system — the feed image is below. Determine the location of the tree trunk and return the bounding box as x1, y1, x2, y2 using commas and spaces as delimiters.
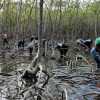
38, 0, 44, 63
22, 0, 44, 81
94, 15, 97, 37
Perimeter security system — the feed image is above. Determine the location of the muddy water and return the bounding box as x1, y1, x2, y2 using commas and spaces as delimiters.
0, 50, 30, 100
0, 51, 100, 100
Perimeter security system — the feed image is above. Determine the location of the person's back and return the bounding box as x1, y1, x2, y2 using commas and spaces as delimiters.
28, 37, 33, 55
76, 39, 84, 46
90, 37, 100, 70
56, 43, 62, 49
18, 39, 25, 48
28, 36, 34, 49
84, 39, 93, 48
28, 41, 34, 48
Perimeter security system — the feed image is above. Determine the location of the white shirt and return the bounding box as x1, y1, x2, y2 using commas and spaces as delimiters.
3, 34, 7, 39
58, 43, 63, 47
28, 40, 38, 48
28, 41, 34, 48
76, 39, 84, 44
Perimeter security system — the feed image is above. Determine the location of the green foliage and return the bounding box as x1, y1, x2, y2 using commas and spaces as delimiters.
0, 0, 100, 38
53, 1, 66, 7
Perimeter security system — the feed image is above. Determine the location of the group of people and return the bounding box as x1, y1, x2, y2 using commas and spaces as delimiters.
76, 37, 100, 70
1, 33, 100, 70
18, 36, 47, 56
55, 38, 93, 60
56, 37, 100, 71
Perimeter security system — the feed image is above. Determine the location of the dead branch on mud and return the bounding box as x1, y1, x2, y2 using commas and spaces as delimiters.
21, 53, 39, 82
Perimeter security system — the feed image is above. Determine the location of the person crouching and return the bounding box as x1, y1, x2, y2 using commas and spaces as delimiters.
76, 38, 93, 52
56, 43, 70, 59
18, 40, 25, 49
90, 37, 100, 70
83, 39, 93, 51
76, 39, 84, 46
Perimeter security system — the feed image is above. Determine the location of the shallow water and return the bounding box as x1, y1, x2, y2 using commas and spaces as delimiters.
0, 50, 100, 100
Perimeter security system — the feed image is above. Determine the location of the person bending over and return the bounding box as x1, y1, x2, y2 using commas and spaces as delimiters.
76, 38, 93, 51
56, 43, 69, 59
18, 39, 25, 48
90, 37, 100, 70
83, 39, 93, 50
76, 39, 84, 46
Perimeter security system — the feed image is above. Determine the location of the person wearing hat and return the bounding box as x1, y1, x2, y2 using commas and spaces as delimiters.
90, 37, 100, 69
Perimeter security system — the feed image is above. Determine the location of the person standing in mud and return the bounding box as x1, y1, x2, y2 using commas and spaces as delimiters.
56, 43, 70, 59
28, 37, 34, 55
42, 37, 48, 56
28, 36, 39, 55
90, 37, 100, 70
2, 33, 8, 46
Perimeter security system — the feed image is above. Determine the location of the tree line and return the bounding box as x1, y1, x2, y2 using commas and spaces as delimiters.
0, 0, 100, 41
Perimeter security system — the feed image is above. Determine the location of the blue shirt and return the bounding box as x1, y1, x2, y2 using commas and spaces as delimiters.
90, 47, 100, 68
